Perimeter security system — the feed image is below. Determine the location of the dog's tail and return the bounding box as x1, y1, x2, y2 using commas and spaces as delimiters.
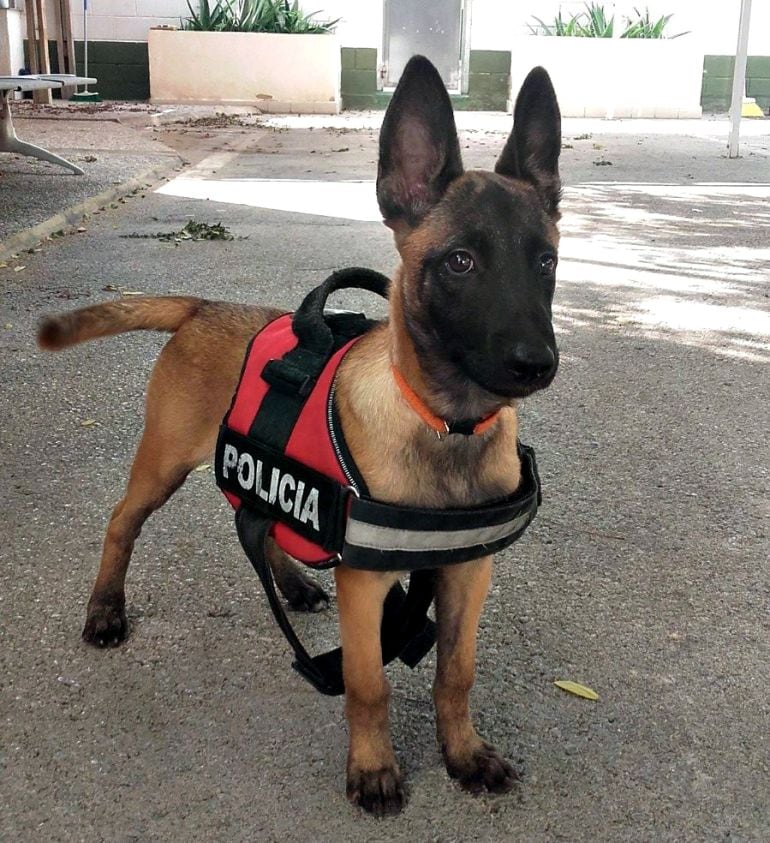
37, 296, 203, 350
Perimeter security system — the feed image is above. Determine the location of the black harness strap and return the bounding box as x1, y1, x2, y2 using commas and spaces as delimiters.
235, 507, 341, 694
249, 267, 388, 450
342, 442, 542, 571
235, 506, 435, 696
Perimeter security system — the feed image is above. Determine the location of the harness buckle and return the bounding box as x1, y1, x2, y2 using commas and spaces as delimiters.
262, 358, 315, 397
335, 484, 361, 562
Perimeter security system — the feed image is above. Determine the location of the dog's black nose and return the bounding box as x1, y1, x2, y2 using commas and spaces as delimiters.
506, 342, 557, 382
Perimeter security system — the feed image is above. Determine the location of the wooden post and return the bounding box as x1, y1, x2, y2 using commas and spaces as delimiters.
26, 0, 53, 104
54, 0, 66, 87
34, 0, 51, 72
25, 0, 39, 75
56, 0, 77, 97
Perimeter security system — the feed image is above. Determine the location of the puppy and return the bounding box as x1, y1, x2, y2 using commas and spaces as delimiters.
38, 55, 561, 815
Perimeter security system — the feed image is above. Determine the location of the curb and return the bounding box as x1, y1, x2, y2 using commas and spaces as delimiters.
0, 156, 185, 262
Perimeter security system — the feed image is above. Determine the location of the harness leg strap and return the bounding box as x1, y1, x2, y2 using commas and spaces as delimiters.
383, 569, 437, 668
234, 507, 437, 697
235, 507, 343, 695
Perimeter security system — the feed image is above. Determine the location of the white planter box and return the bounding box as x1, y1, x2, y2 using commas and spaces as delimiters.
148, 29, 341, 113
510, 37, 704, 118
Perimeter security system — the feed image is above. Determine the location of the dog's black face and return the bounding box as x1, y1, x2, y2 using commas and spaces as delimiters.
421, 174, 559, 399
377, 57, 562, 406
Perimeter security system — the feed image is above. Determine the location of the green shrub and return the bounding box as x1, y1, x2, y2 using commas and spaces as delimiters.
530, 3, 687, 39
183, 0, 339, 34
530, 3, 614, 37
621, 7, 689, 38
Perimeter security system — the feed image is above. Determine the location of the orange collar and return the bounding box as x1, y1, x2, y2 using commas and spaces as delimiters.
392, 367, 500, 439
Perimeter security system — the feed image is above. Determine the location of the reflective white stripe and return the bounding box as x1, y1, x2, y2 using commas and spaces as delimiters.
344, 512, 531, 553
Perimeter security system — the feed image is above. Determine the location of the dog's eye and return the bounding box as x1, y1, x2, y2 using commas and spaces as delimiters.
539, 253, 557, 274
446, 250, 475, 275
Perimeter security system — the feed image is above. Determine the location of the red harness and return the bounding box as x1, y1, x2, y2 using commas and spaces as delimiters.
222, 314, 357, 566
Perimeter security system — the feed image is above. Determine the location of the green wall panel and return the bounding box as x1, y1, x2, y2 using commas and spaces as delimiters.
702, 54, 770, 112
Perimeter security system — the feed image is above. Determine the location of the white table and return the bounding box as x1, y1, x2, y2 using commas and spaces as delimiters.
0, 75, 97, 175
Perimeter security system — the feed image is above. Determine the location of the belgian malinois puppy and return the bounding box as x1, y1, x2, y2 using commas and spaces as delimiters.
38, 56, 561, 815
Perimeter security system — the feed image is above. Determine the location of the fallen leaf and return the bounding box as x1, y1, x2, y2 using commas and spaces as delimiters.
121, 290, 144, 296
194, 464, 211, 472
554, 680, 599, 701
0, 262, 7, 268
80, 418, 97, 427
14, 265, 25, 272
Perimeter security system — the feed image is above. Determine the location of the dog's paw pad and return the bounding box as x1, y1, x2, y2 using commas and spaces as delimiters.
82, 602, 128, 648
347, 765, 405, 817
446, 743, 522, 795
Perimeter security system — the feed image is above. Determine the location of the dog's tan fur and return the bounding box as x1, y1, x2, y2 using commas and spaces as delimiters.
38, 57, 562, 815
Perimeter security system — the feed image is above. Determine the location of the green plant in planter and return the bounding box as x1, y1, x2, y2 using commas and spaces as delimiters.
183, 0, 339, 34
621, 7, 689, 39
530, 3, 687, 38
530, 3, 614, 37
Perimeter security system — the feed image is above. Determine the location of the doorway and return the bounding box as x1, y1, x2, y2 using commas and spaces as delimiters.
382, 0, 470, 93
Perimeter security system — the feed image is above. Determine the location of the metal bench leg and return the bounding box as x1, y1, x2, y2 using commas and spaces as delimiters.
0, 91, 84, 175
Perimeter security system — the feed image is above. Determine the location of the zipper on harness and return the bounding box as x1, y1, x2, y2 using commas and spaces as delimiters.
327, 380, 359, 495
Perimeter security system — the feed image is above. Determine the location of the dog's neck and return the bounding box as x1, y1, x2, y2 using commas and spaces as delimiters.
337, 316, 521, 507
388, 269, 512, 426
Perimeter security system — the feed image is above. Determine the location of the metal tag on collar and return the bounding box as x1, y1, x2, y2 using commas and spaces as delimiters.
439, 419, 478, 439
446, 418, 478, 436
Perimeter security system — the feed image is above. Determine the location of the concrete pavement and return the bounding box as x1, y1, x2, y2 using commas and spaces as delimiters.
1, 109, 769, 841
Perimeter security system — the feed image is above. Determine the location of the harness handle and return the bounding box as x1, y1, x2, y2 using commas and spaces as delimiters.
292, 267, 390, 355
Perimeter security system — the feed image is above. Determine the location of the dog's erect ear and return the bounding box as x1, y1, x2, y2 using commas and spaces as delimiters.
495, 66, 562, 218
377, 55, 463, 228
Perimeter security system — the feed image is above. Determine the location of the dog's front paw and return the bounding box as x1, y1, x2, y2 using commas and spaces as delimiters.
82, 598, 128, 647
347, 764, 406, 817
444, 741, 521, 795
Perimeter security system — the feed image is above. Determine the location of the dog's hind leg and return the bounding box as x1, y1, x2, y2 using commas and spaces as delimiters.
265, 541, 329, 613
434, 556, 520, 794
82, 427, 203, 647
82, 338, 224, 646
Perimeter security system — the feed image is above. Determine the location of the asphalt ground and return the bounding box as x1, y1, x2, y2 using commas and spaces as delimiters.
0, 105, 183, 244
1, 112, 769, 841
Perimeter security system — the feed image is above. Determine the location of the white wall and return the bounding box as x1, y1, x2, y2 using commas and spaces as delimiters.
317, 0, 381, 48
494, 1, 769, 55
59, 0, 370, 44
19, 0, 197, 44
0, 8, 26, 76
64, 0, 189, 42
16, 0, 770, 54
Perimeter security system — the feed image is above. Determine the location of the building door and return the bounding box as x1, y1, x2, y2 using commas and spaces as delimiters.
382, 0, 469, 93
